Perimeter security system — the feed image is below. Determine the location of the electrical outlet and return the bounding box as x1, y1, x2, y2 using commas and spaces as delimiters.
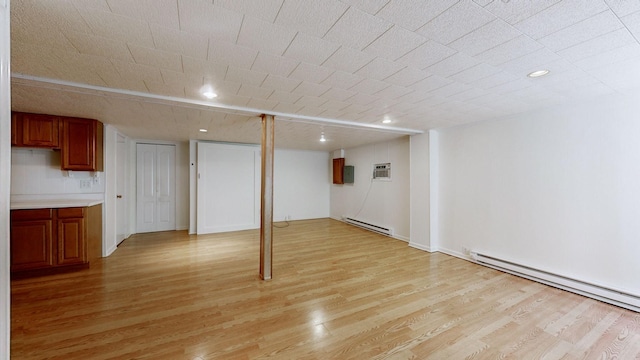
79, 179, 92, 189
462, 246, 470, 255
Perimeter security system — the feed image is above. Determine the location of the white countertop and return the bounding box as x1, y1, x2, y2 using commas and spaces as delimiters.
11, 199, 104, 210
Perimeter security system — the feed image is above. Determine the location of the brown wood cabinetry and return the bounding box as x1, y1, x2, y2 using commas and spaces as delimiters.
12, 112, 60, 148
11, 112, 104, 172
333, 157, 345, 184
11, 207, 92, 277
10, 209, 55, 271
61, 117, 104, 171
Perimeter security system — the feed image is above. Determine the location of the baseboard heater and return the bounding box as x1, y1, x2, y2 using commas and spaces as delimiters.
343, 217, 394, 237
471, 252, 640, 312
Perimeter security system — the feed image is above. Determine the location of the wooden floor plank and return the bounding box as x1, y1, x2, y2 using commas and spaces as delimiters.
10, 219, 640, 359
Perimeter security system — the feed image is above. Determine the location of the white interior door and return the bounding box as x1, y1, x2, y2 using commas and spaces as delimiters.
197, 142, 260, 234
115, 133, 128, 244
137, 144, 175, 233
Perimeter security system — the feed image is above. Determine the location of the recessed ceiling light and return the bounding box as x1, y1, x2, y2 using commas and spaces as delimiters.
527, 70, 550, 78
382, 118, 392, 124
202, 91, 217, 99
199, 129, 208, 133
320, 133, 326, 142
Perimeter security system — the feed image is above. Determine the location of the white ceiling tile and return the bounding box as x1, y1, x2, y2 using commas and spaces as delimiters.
322, 99, 351, 111
483, 0, 561, 24
226, 66, 268, 86
373, 84, 413, 99
271, 102, 304, 113
292, 81, 331, 97
498, 48, 562, 75
215, 0, 285, 22
251, 52, 300, 77
417, 0, 496, 44
348, 93, 380, 106
283, 33, 340, 65
322, 47, 376, 73
586, 57, 640, 92
363, 25, 427, 60
295, 96, 329, 108
275, 0, 349, 38
261, 74, 302, 92
143, 80, 185, 98
296, 105, 326, 117
128, 44, 182, 72
320, 87, 357, 102
384, 66, 430, 87
538, 10, 622, 52
622, 11, 640, 40
322, 71, 365, 90
450, 87, 490, 101
208, 41, 259, 69
474, 35, 544, 66
574, 43, 640, 71
177, 2, 243, 43
409, 75, 453, 93
237, 84, 274, 99
448, 19, 521, 56
557, 28, 636, 63
110, 58, 164, 85
268, 90, 303, 104
338, 0, 389, 14
349, 78, 392, 95
355, 57, 404, 81
426, 82, 473, 98
182, 56, 228, 83
468, 70, 519, 89
514, 0, 609, 39
107, 0, 180, 29
424, 52, 481, 78
64, 31, 133, 61
395, 40, 457, 70
150, 25, 209, 60
606, 0, 640, 17
322, 7, 392, 50
448, 63, 501, 84
75, 6, 155, 47
237, 17, 297, 55
489, 78, 534, 95
376, 0, 460, 31
394, 89, 432, 104
288, 63, 335, 83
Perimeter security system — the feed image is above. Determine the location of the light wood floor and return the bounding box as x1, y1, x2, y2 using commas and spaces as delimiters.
11, 219, 640, 359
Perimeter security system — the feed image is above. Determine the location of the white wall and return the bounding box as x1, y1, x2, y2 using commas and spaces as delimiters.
10, 148, 105, 198
274, 148, 330, 221
1, 0, 11, 356
437, 93, 640, 296
330, 136, 410, 240
409, 132, 430, 251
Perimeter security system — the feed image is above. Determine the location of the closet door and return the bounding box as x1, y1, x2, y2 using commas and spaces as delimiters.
136, 144, 175, 233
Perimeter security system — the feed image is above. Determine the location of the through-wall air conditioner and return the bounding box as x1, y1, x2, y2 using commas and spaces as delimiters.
373, 163, 391, 180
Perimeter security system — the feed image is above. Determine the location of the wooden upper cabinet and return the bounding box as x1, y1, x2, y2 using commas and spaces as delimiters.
61, 117, 104, 171
13, 112, 60, 148
333, 158, 345, 184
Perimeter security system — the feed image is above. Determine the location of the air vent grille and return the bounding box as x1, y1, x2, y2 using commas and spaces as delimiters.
373, 163, 391, 180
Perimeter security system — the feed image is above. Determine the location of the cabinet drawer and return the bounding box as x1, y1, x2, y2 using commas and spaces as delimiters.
57, 207, 85, 218
11, 209, 53, 221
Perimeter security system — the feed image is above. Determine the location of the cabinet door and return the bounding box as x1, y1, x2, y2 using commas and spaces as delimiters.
61, 117, 103, 171
333, 158, 345, 184
10, 219, 55, 271
57, 208, 87, 266
11, 112, 20, 146
21, 113, 60, 148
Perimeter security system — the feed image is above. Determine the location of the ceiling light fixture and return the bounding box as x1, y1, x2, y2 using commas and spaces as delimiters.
320, 132, 326, 142
527, 69, 550, 78
199, 129, 208, 133
382, 118, 392, 124
202, 91, 217, 99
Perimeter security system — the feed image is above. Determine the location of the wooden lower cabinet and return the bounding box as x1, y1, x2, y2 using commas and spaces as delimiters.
11, 207, 90, 277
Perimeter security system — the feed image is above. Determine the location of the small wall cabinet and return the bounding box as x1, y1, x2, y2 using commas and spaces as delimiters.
333, 157, 345, 184
11, 112, 104, 171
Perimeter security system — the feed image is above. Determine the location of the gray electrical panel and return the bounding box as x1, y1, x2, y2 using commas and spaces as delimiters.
344, 165, 354, 183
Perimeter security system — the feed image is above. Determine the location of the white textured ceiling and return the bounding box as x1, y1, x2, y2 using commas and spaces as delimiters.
10, 0, 640, 150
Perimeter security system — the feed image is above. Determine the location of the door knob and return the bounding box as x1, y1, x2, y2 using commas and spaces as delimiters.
116, 195, 123, 199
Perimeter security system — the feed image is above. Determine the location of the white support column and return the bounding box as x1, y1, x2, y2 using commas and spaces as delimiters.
260, 114, 275, 280
0, 0, 11, 357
